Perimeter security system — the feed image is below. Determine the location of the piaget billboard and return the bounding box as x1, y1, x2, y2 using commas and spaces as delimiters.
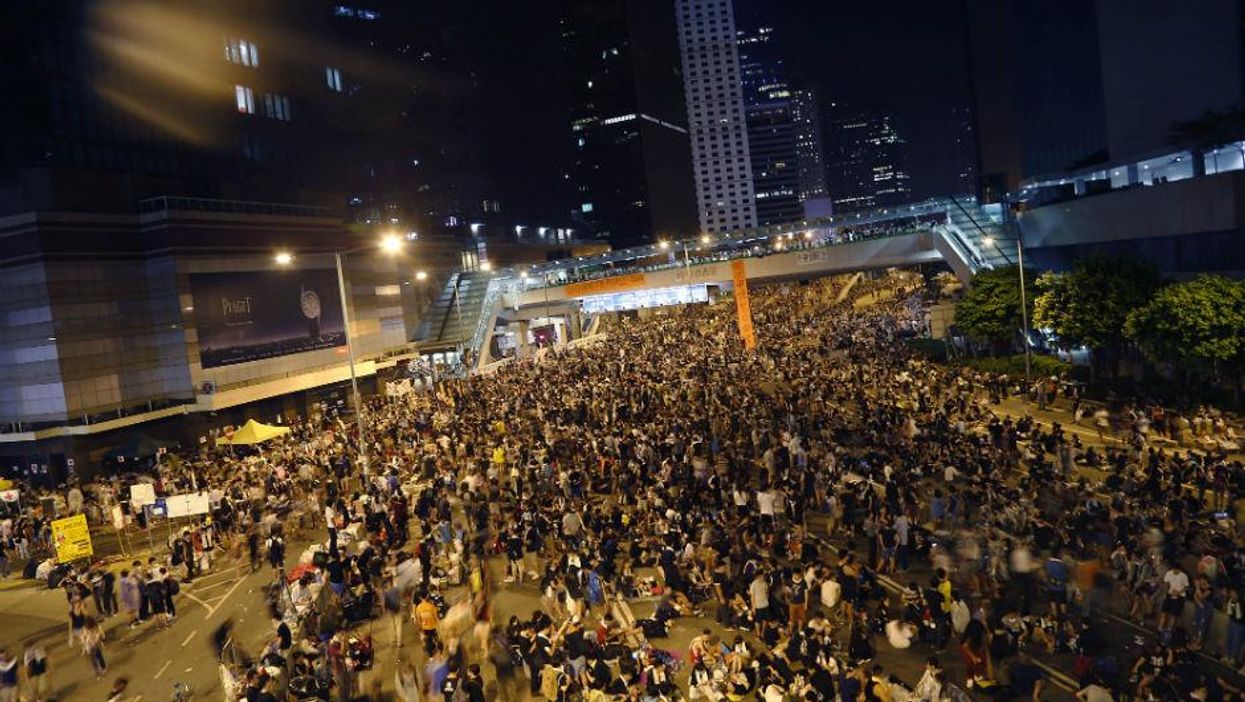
189, 270, 346, 368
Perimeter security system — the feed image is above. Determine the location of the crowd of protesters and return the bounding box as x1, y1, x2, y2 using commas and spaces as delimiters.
1, 268, 1244, 702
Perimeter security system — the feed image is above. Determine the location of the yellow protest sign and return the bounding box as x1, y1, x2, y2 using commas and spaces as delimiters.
51, 513, 94, 563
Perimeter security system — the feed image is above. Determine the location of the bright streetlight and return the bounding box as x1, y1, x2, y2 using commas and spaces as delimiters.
380, 234, 403, 254
274, 251, 293, 266
700, 234, 711, 245
658, 240, 670, 250
415, 270, 428, 281
480, 261, 493, 272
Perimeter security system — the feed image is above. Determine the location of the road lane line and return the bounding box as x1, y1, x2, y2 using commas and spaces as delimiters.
153, 660, 172, 679
184, 592, 213, 612
206, 573, 248, 618
191, 578, 240, 593
181, 629, 198, 647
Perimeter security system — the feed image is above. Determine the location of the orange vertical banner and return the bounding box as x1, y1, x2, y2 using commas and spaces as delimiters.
730, 260, 756, 350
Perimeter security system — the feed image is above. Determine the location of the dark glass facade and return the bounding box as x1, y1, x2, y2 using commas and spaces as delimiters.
561, 0, 698, 245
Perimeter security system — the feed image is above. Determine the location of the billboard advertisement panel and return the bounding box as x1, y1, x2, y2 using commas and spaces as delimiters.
190, 270, 346, 368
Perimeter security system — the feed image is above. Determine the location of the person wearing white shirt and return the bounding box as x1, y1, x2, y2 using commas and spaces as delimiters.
1159, 565, 1190, 634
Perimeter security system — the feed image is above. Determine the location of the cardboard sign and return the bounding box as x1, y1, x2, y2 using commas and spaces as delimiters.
111, 504, 125, 530
51, 513, 93, 563
0, 489, 19, 503
165, 492, 211, 518
129, 483, 156, 507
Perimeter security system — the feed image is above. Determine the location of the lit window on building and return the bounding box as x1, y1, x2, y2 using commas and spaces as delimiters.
326, 67, 343, 92
581, 203, 594, 213
262, 93, 291, 121
234, 85, 255, 114
225, 38, 259, 67
333, 5, 379, 19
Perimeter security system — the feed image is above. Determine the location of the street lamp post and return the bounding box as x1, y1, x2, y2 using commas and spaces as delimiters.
277, 234, 404, 479
982, 234, 1033, 389
333, 250, 369, 477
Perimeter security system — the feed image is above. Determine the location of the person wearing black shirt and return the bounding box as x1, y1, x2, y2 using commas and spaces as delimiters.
459, 664, 486, 702
505, 529, 525, 585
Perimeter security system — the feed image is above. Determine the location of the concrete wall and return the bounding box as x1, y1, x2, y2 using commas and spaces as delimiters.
1019, 171, 1245, 248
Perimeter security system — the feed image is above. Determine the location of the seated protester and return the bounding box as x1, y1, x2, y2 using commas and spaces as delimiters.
913, 657, 944, 702
688, 661, 720, 702
990, 613, 1022, 663
728, 592, 754, 631
1008, 653, 1046, 701
863, 664, 892, 702
886, 619, 917, 649
726, 635, 753, 674
641, 649, 675, 698
849, 614, 876, 664
806, 612, 833, 636
809, 658, 838, 701
583, 653, 612, 692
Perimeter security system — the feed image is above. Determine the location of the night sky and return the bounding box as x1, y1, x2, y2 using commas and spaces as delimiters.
477, 0, 974, 220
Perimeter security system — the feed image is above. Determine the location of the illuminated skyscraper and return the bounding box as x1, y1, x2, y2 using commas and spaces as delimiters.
828, 110, 912, 212
561, 0, 698, 245
674, 0, 758, 234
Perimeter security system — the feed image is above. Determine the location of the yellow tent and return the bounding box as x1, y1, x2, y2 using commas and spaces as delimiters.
216, 419, 291, 446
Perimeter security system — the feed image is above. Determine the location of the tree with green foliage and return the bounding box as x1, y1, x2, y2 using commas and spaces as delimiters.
1033, 257, 1161, 378
1125, 275, 1245, 387
954, 265, 1035, 353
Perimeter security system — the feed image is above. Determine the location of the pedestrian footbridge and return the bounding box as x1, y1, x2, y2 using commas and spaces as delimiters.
421, 196, 1020, 369
510, 195, 1017, 308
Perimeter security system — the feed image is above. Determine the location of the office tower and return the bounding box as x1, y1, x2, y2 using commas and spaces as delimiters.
965, 0, 1243, 199
828, 109, 913, 212
328, 2, 494, 228
674, 0, 758, 234
951, 105, 977, 194
736, 24, 800, 226
0, 0, 491, 226
561, 0, 699, 245
963, 0, 1109, 199
791, 89, 830, 203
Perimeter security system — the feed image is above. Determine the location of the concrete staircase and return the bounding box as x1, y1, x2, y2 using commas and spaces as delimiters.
414, 271, 492, 348
932, 196, 1019, 282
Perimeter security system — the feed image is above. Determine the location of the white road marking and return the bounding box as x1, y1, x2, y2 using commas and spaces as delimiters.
183, 592, 213, 612
181, 630, 198, 647
205, 574, 248, 618
153, 660, 172, 679
191, 578, 240, 593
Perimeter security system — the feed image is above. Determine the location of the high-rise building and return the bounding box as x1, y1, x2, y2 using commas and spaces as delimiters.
674, 0, 758, 234
736, 24, 800, 225
737, 26, 787, 105
791, 89, 830, 203
0, 0, 494, 228
951, 105, 977, 195
964, 0, 1109, 199
744, 102, 802, 225
560, 0, 698, 246
965, 0, 1244, 199
828, 109, 913, 212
